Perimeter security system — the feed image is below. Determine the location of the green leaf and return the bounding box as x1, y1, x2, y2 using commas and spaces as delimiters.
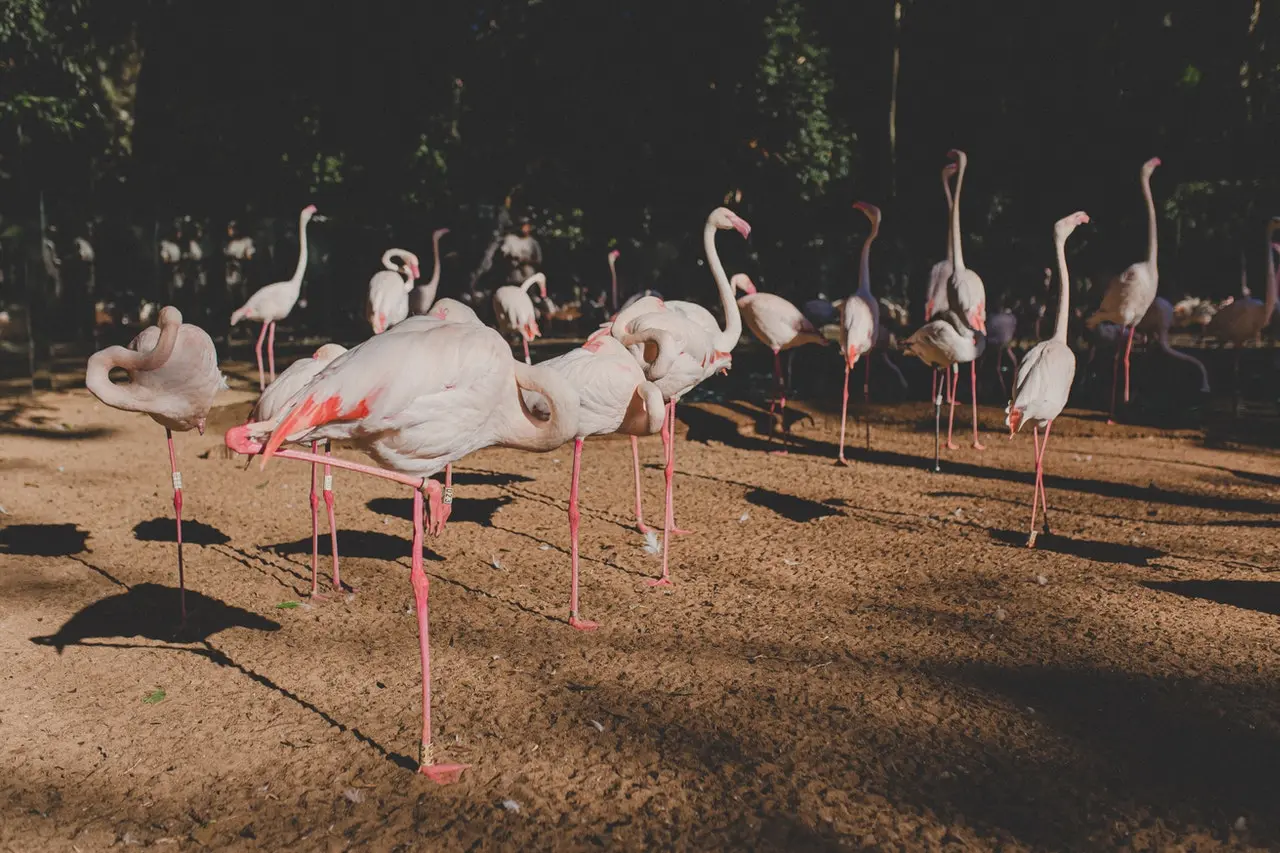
142, 688, 165, 704
275, 601, 301, 610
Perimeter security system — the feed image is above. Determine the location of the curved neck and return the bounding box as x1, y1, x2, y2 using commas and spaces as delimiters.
1141, 170, 1158, 270
942, 169, 955, 264
705, 221, 742, 353
609, 258, 618, 311
506, 361, 579, 450
1265, 226, 1279, 324
85, 314, 181, 413
1157, 332, 1210, 391
290, 212, 311, 286
949, 159, 966, 271
520, 273, 544, 295
428, 233, 444, 290
1052, 235, 1071, 344
857, 222, 877, 298
381, 249, 405, 273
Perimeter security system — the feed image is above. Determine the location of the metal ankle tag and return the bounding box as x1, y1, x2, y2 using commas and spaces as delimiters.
324, 474, 333, 491
442, 486, 454, 505
172, 471, 183, 490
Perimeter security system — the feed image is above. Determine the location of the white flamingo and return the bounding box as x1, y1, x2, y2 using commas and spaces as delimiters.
410, 228, 450, 316
367, 249, 420, 334
837, 201, 882, 464
493, 272, 548, 364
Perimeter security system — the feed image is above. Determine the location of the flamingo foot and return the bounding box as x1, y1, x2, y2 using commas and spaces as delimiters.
944, 441, 959, 451
1106, 419, 1117, 426
635, 520, 652, 535
647, 577, 674, 588
569, 616, 599, 631
768, 449, 789, 456
670, 526, 693, 536
972, 441, 986, 451
419, 762, 469, 784
1026, 530, 1039, 549
835, 456, 849, 467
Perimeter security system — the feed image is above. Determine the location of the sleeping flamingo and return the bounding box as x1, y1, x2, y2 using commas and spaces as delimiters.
837, 201, 882, 464
493, 272, 548, 364
944, 149, 988, 450
253, 343, 349, 596
736, 273, 827, 451
367, 249, 420, 334
612, 207, 749, 585
1007, 211, 1088, 547
1085, 157, 1161, 423
86, 306, 224, 622
409, 228, 450, 316
227, 320, 580, 783
230, 204, 322, 389
904, 312, 984, 472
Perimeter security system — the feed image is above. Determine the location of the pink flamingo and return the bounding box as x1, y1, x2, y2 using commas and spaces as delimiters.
608, 249, 621, 311
253, 343, 349, 596
493, 272, 548, 364
409, 228, 451, 316
230, 204, 322, 390
1085, 157, 1161, 423
227, 320, 580, 782
1136, 297, 1210, 394
1007, 211, 1089, 547
86, 306, 224, 621
944, 149, 988, 451
904, 311, 984, 471
366, 249, 420, 334
837, 201, 882, 464
612, 207, 750, 584
736, 273, 827, 452
530, 327, 670, 628
925, 163, 958, 402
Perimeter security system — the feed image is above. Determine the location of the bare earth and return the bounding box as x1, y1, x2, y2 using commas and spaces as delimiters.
3, 351, 1280, 852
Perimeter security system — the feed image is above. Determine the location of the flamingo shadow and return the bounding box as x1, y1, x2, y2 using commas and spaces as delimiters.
265, 529, 443, 562
366, 495, 513, 527
1143, 579, 1280, 618
0, 523, 89, 556
744, 488, 844, 523
987, 528, 1163, 566
133, 517, 231, 546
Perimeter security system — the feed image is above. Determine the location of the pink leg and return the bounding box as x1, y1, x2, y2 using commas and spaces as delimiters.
411, 487, 468, 783
970, 361, 985, 450
567, 438, 597, 630
323, 441, 348, 593
863, 353, 872, 449
1122, 325, 1134, 403
649, 405, 676, 588
666, 401, 691, 536
631, 435, 651, 534
945, 366, 960, 450
309, 440, 320, 597
166, 429, 186, 623
253, 322, 268, 390
522, 335, 531, 365
769, 348, 788, 455
267, 321, 277, 382
836, 360, 851, 465
1108, 330, 1123, 424
931, 368, 938, 405
437, 463, 453, 529
1027, 425, 1042, 546
1036, 421, 1053, 535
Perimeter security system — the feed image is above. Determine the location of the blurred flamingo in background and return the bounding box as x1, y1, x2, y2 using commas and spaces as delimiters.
494, 272, 548, 364
836, 201, 882, 463
367, 249, 420, 334
944, 149, 988, 451
410, 228, 450, 316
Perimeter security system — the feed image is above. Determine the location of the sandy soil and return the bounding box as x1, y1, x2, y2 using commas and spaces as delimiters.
3, 344, 1280, 851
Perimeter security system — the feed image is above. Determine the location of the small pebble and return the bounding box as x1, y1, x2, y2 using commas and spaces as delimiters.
738, 511, 750, 523
1036, 575, 1048, 586
995, 607, 1008, 622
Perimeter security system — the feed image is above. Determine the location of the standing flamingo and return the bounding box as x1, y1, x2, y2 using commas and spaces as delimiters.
904, 312, 984, 472
410, 228, 450, 316
925, 163, 959, 402
367, 249, 420, 334
944, 149, 988, 450
1007, 212, 1089, 547
986, 307, 1019, 396
1137, 297, 1210, 394
230, 204, 321, 390
837, 201, 882, 464
736, 273, 827, 451
253, 343, 349, 596
528, 327, 670, 629
1204, 218, 1280, 412
1085, 157, 1161, 422
226, 320, 580, 782
86, 307, 224, 622
608, 249, 621, 311
612, 207, 749, 584
494, 272, 548, 364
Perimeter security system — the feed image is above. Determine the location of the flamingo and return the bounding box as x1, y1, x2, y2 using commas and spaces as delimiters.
230, 204, 322, 390
607, 249, 621, 311
986, 308, 1019, 396
925, 163, 958, 402
944, 149, 988, 450
1085, 157, 1162, 423
409, 228, 450, 316
837, 201, 882, 464
611, 207, 749, 585
493, 272, 548, 364
367, 249, 420, 334
1204, 219, 1280, 412
529, 327, 671, 629
253, 343, 349, 596
904, 312, 985, 472
86, 307, 224, 622
736, 273, 827, 451
1136, 297, 1210, 394
1007, 211, 1089, 547
226, 320, 580, 783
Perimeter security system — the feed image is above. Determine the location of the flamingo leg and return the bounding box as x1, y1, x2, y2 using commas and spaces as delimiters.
769, 348, 788, 454
631, 435, 650, 534
1037, 421, 1053, 536
309, 440, 320, 597
931, 368, 938, 406
1027, 421, 1054, 547
253, 322, 268, 390
932, 384, 942, 473
1122, 325, 1134, 403
1007, 346, 1020, 384
647, 403, 676, 588
1027, 425, 1042, 546
1108, 331, 1123, 423
567, 438, 597, 630
521, 334, 531, 365
945, 365, 960, 450
411, 485, 467, 783
970, 361, 985, 450
666, 400, 691, 536
166, 429, 186, 623
267, 320, 277, 383
323, 441, 347, 593
864, 353, 872, 449
836, 359, 851, 465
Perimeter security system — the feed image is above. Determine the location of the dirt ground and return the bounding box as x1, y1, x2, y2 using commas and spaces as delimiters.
3, 343, 1280, 852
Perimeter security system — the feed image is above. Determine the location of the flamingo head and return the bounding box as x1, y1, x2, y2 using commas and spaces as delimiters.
853, 201, 881, 231
711, 207, 752, 239
969, 304, 987, 335
1142, 157, 1162, 177
942, 163, 958, 179
608, 249, 621, 263
730, 273, 757, 295
313, 343, 347, 363
195, 416, 207, 436
433, 227, 450, 240
1053, 211, 1090, 242
302, 204, 318, 218
1006, 407, 1023, 437
946, 149, 967, 168
538, 279, 548, 300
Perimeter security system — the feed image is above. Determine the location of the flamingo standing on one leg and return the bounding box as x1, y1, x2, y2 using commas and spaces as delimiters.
736, 273, 827, 452
86, 307, 224, 622
494, 272, 548, 364
943, 149, 988, 450
1085, 157, 1161, 423
367, 249, 420, 334
1204, 219, 1280, 413
227, 320, 580, 782
837, 201, 882, 463
410, 228, 450, 316
904, 312, 985, 472
925, 162, 958, 401
611, 207, 750, 585
253, 343, 349, 596
230, 204, 322, 389
1007, 211, 1089, 547
1137, 297, 1211, 394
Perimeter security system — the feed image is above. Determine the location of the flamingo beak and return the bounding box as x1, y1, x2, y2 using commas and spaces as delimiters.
411, 264, 421, 278
729, 214, 752, 239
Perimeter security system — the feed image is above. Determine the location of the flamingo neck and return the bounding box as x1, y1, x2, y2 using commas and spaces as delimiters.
857, 223, 877, 299
289, 211, 311, 289
705, 220, 742, 354
942, 169, 955, 264
85, 312, 182, 413
1052, 235, 1071, 345
1141, 169, 1158, 274
428, 232, 444, 290
949, 158, 966, 272
506, 361, 580, 451
609, 259, 618, 311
